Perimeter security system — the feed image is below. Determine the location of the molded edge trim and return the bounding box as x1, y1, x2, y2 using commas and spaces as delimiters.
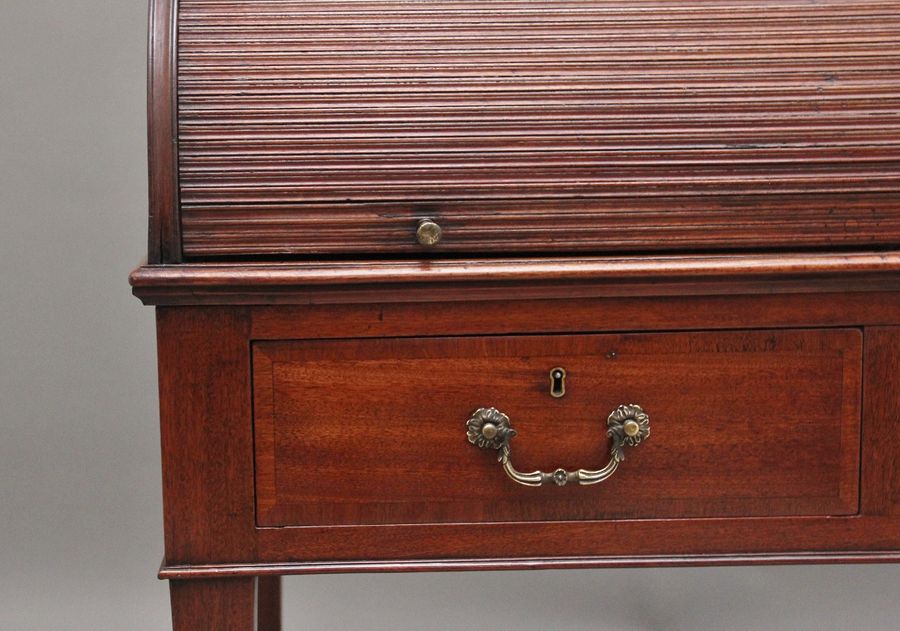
147, 0, 181, 263
131, 251, 900, 305
159, 552, 900, 579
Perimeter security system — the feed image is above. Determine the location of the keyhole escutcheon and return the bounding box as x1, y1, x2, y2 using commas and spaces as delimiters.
549, 367, 566, 398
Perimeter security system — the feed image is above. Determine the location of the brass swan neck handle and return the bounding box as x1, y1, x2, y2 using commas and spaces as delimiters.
466, 404, 650, 487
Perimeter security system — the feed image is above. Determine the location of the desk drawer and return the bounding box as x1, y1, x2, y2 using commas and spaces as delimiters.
252, 328, 861, 527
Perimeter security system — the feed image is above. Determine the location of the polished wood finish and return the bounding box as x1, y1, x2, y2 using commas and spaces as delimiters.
157, 308, 255, 564
141, 1, 900, 627
150, 299, 899, 571
170, 577, 280, 631
180, 196, 900, 258
158, 551, 900, 579
171, 0, 900, 257
130, 250, 900, 305
254, 329, 861, 527
862, 328, 900, 516
256, 576, 282, 631
170, 578, 256, 631
147, 0, 179, 263
247, 291, 900, 339
147, 294, 900, 627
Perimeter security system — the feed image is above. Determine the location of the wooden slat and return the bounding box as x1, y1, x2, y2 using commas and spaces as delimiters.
148, 0, 180, 262
862, 327, 900, 516
175, 0, 900, 256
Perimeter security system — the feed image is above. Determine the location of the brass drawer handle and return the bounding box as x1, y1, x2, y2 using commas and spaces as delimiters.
466, 404, 650, 487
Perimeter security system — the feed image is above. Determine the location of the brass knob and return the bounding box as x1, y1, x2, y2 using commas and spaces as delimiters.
416, 219, 443, 247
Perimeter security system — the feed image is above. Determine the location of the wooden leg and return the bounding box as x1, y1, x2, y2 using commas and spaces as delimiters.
170, 578, 257, 631
257, 576, 282, 631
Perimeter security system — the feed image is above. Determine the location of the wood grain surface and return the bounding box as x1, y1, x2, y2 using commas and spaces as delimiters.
142, 4, 900, 622
157, 307, 256, 564
253, 329, 862, 527
169, 0, 900, 257
129, 250, 900, 305
148, 0, 179, 262
151, 300, 900, 569
170, 578, 258, 631
862, 327, 900, 516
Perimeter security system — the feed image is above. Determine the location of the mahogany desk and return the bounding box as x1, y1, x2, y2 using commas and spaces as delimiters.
132, 2, 900, 628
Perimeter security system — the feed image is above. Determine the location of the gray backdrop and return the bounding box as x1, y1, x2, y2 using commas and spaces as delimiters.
1, 2, 898, 629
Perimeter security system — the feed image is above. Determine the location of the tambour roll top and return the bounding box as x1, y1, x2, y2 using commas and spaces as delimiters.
147, 0, 900, 261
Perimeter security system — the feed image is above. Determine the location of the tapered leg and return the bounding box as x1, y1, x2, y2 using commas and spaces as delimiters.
257, 576, 282, 631
170, 578, 256, 631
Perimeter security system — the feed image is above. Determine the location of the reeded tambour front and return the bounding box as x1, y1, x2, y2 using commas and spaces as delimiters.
175, 0, 900, 257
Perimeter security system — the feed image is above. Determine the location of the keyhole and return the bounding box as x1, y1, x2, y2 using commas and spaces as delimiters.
549, 367, 566, 398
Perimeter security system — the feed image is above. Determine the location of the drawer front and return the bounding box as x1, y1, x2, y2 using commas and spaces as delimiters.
175, 1, 900, 257
253, 328, 861, 527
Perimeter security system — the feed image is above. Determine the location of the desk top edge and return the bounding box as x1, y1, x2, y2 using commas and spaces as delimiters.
130, 250, 900, 305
